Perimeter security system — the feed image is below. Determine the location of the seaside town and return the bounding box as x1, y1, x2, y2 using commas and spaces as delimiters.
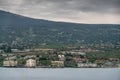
0, 10, 120, 68
0, 47, 120, 68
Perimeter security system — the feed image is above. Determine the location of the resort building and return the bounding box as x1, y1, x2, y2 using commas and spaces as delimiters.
3, 60, 18, 67
25, 59, 36, 68
51, 61, 64, 67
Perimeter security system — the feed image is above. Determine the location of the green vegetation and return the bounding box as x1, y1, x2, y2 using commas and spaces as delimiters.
85, 46, 120, 61
0, 11, 120, 49
65, 61, 77, 67
86, 51, 120, 59
18, 59, 26, 66
0, 55, 4, 66
0, 10, 120, 68
0, 44, 12, 53
39, 60, 51, 67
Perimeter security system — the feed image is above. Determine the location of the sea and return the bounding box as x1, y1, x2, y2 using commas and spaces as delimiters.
0, 68, 120, 80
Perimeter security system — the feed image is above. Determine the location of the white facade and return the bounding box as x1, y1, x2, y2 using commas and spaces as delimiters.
25, 59, 36, 67
58, 55, 65, 61
3, 60, 18, 67
77, 63, 97, 68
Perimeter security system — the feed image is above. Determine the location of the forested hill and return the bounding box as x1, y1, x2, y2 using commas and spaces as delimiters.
0, 10, 120, 48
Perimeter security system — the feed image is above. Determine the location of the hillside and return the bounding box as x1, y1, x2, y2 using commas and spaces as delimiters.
0, 10, 120, 48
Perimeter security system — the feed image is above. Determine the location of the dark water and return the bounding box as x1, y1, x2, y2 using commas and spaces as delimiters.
0, 68, 120, 80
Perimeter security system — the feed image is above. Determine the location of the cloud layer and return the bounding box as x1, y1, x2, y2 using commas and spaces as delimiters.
0, 0, 120, 24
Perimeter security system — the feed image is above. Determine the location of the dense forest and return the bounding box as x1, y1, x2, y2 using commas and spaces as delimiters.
0, 10, 120, 49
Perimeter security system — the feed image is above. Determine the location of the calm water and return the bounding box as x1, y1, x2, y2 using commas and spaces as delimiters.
0, 68, 120, 80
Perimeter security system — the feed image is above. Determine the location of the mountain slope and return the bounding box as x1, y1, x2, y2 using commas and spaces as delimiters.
0, 10, 120, 48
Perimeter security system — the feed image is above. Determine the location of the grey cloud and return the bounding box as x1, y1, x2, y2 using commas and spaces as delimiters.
49, 0, 120, 13
0, 0, 120, 13
0, 0, 120, 24
22, 0, 120, 13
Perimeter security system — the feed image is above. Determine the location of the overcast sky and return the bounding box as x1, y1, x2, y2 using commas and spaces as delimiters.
0, 0, 120, 24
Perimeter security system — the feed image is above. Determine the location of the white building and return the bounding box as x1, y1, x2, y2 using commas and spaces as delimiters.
51, 61, 64, 67
25, 59, 36, 68
3, 60, 18, 67
77, 63, 97, 68
58, 55, 65, 61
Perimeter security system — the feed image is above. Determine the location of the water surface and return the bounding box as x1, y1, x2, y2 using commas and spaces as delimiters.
0, 68, 120, 80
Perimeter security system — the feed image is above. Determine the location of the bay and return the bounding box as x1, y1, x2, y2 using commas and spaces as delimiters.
0, 68, 120, 80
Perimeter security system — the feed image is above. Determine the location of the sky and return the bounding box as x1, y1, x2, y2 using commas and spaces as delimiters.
0, 0, 120, 24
